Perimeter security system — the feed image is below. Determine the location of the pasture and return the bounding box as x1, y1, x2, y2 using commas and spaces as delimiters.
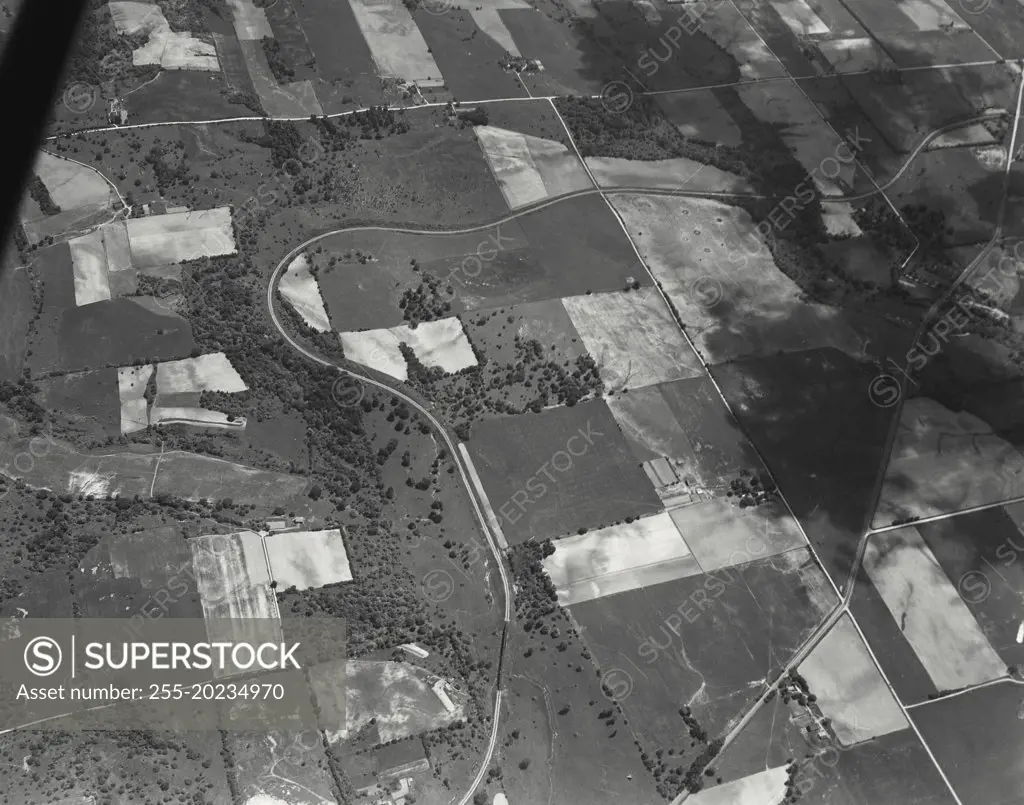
873, 397, 1024, 528
613, 194, 865, 364
465, 398, 662, 543
339, 317, 479, 382
572, 548, 836, 747
911, 682, 1024, 805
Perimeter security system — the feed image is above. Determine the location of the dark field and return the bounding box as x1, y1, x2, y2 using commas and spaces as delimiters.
713, 348, 898, 590
415, 10, 528, 102
910, 682, 1024, 805
466, 398, 661, 543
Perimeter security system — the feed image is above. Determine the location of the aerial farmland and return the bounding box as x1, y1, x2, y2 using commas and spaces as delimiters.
4, 0, 1024, 802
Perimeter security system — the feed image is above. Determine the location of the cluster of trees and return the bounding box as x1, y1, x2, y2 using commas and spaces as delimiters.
144, 143, 192, 191
399, 267, 453, 326
508, 540, 558, 631
262, 36, 296, 84
157, 0, 230, 33
725, 468, 777, 508
27, 175, 61, 216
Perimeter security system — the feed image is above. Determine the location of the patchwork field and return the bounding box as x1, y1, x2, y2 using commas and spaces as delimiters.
542, 512, 701, 605
279, 252, 331, 332
0, 413, 308, 505
873, 396, 1024, 528
560, 289, 703, 391
265, 528, 354, 591
22, 153, 118, 245
863, 525, 1005, 691
465, 398, 662, 543
613, 194, 865, 364
668, 498, 807, 573
347, 0, 444, 86
714, 348, 900, 588
916, 507, 1024, 670
798, 614, 908, 746
189, 530, 277, 619
475, 125, 592, 209
125, 206, 236, 267
339, 317, 479, 382
572, 548, 836, 747
110, 1, 219, 71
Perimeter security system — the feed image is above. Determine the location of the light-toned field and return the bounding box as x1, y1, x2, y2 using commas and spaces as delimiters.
265, 529, 353, 591
667, 498, 806, 572
189, 530, 274, 615
110, 1, 219, 70
822, 203, 863, 237
606, 386, 695, 463
35, 152, 113, 210
467, 0, 530, 54
126, 207, 236, 268
687, 766, 788, 805
585, 156, 754, 194
312, 660, 466, 743
798, 614, 909, 746
238, 39, 324, 117
156, 352, 248, 394
560, 289, 703, 391
818, 36, 893, 73
69, 230, 112, 306
280, 254, 331, 332
737, 81, 856, 196
117, 364, 154, 434
613, 194, 864, 364
227, 0, 274, 39
873, 397, 1024, 527
929, 123, 999, 148
339, 317, 479, 382
347, 0, 445, 86
771, 0, 830, 35
699, 0, 785, 80
68, 221, 137, 304
542, 512, 701, 605
475, 126, 592, 209
864, 526, 1005, 691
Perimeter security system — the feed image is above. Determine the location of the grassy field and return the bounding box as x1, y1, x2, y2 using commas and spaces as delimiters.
874, 397, 1024, 528
0, 261, 33, 383
571, 548, 835, 766
466, 398, 662, 543
415, 9, 529, 102
910, 682, 1024, 805
613, 194, 865, 365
